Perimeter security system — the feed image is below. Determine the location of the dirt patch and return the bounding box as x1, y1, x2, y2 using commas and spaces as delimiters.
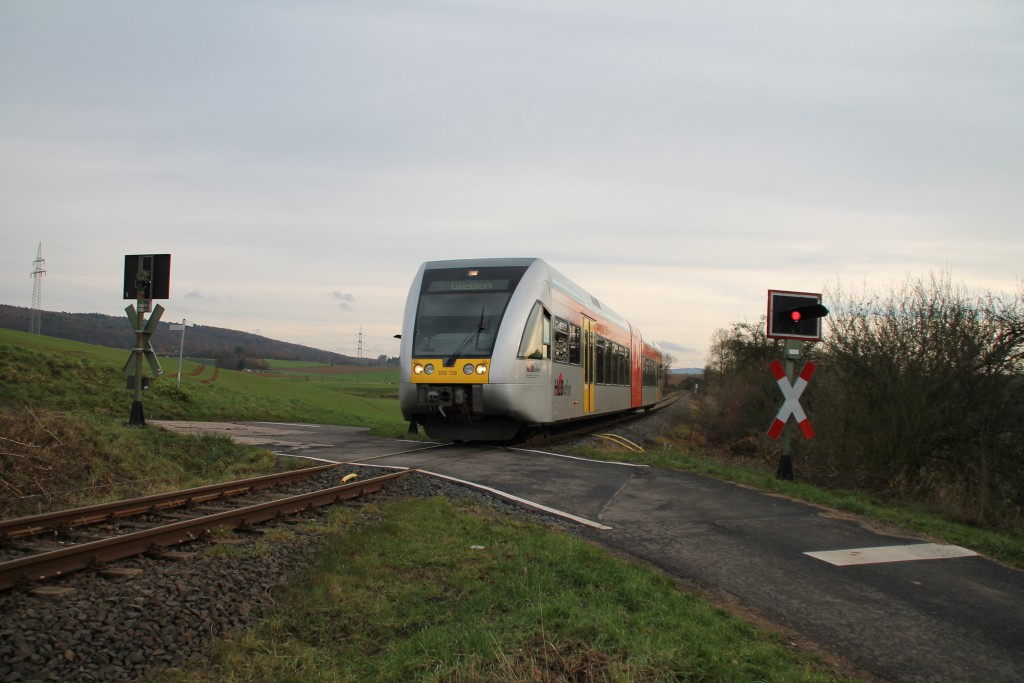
277, 365, 395, 376
149, 420, 335, 450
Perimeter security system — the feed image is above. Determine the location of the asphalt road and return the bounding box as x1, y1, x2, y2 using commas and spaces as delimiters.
156, 421, 1024, 682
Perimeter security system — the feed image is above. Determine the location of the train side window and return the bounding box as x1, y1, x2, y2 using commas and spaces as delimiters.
553, 317, 570, 363
615, 344, 625, 385
643, 357, 656, 387
568, 323, 581, 365
601, 338, 613, 384
518, 302, 551, 360
606, 341, 614, 384
595, 337, 606, 384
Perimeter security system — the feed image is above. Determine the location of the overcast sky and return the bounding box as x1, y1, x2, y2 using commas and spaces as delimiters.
1, 1, 1021, 367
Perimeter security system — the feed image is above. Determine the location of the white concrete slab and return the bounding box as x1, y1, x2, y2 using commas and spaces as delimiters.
805, 543, 978, 566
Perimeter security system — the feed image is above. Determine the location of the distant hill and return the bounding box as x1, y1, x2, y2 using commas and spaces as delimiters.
0, 304, 389, 368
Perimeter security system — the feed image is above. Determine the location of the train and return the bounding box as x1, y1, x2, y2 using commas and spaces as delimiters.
398, 257, 664, 441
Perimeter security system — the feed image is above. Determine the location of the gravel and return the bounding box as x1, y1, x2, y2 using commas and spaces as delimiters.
0, 404, 688, 682
556, 394, 689, 451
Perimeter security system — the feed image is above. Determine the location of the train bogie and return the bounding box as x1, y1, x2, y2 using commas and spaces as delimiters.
399, 258, 663, 441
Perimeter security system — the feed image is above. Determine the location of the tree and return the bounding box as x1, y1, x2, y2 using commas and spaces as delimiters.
699, 318, 790, 446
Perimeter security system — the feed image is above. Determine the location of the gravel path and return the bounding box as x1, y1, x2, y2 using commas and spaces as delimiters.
0, 402, 688, 682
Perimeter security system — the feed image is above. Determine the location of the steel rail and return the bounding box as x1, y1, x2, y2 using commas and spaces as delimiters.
0, 463, 340, 541
0, 470, 404, 591
519, 391, 684, 448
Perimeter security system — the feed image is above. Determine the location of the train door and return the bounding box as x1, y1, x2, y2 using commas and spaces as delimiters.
583, 316, 595, 412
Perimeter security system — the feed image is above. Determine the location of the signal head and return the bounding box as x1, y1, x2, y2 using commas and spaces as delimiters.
767, 290, 828, 341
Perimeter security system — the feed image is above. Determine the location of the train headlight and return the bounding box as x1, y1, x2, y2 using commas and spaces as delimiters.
413, 363, 424, 375
475, 363, 487, 375
424, 363, 435, 375
463, 363, 474, 375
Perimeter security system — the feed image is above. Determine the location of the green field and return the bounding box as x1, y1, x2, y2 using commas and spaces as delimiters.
0, 328, 406, 432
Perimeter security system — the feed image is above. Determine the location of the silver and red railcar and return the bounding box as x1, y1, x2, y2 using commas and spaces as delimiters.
398, 258, 663, 441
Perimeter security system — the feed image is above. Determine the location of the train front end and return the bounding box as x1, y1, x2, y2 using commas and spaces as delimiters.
398, 258, 538, 441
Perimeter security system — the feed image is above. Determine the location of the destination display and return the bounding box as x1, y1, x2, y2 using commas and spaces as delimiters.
427, 279, 511, 293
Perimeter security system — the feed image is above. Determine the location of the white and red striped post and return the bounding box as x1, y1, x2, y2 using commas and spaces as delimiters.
768, 359, 816, 439
770, 339, 816, 479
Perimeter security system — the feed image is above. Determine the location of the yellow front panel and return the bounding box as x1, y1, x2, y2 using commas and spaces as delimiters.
410, 358, 491, 384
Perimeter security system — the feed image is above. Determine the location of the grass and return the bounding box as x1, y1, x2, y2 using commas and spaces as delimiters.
163, 497, 855, 682
0, 328, 408, 518
0, 407, 287, 517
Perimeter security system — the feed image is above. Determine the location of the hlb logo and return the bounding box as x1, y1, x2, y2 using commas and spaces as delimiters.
554, 373, 571, 396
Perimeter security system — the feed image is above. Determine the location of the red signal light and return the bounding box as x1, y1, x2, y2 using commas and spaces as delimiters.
790, 311, 802, 322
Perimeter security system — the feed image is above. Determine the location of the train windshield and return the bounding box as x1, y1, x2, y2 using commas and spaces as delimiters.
412, 265, 529, 362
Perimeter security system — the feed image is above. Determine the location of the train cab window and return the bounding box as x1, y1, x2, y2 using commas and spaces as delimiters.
413, 265, 529, 360
518, 302, 550, 360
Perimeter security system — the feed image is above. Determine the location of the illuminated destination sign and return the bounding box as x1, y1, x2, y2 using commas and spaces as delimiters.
428, 279, 510, 292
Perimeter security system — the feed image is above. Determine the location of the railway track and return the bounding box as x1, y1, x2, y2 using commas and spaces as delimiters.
0, 464, 403, 591
518, 390, 686, 448
1, 399, 687, 592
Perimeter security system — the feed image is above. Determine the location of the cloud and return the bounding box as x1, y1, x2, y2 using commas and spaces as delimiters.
656, 340, 696, 355
1, 2, 1021, 363
330, 291, 356, 310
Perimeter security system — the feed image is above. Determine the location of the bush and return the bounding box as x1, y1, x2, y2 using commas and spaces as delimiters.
700, 272, 1024, 532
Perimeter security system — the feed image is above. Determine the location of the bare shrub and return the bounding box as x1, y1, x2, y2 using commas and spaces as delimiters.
700, 320, 783, 446
700, 273, 1024, 530
815, 273, 1024, 526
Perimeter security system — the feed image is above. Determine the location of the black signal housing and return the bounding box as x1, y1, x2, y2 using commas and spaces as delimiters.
767, 290, 828, 341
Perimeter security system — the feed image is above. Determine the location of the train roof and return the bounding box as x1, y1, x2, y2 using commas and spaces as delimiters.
420, 257, 539, 270
419, 257, 635, 336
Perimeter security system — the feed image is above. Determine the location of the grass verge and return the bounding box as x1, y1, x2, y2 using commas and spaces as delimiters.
163, 497, 857, 682
0, 406, 293, 518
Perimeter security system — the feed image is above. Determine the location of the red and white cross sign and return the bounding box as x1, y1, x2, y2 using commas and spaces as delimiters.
768, 359, 816, 440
